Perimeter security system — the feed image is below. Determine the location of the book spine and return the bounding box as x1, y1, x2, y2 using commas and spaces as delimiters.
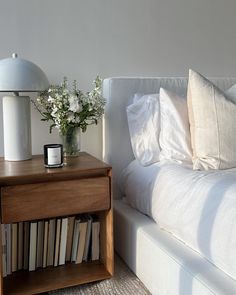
54, 219, 61, 267
47, 219, 56, 266
11, 223, 18, 272
83, 216, 92, 261
36, 221, 44, 268
71, 219, 80, 262
23, 222, 30, 270
6, 224, 11, 275
66, 216, 75, 262
59, 218, 68, 265
18, 222, 23, 270
76, 222, 88, 264
29, 222, 37, 271
43, 220, 49, 268
1, 224, 7, 277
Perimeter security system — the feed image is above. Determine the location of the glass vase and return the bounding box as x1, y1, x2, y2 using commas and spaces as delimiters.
60, 128, 81, 158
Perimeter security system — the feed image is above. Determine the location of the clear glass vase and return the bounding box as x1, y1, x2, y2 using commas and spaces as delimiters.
60, 128, 81, 158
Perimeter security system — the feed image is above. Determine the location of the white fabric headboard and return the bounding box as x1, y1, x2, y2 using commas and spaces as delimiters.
102, 77, 236, 199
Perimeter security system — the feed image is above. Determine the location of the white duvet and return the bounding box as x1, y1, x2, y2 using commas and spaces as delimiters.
121, 160, 236, 281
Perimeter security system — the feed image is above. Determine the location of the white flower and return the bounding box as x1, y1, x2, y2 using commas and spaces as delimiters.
63, 89, 69, 96
69, 95, 80, 112
51, 106, 58, 118
67, 112, 76, 123
48, 96, 54, 102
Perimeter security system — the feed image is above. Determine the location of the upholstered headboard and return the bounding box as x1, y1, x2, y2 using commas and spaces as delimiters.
102, 77, 236, 199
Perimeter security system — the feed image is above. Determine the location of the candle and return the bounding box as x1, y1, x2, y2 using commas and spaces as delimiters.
44, 144, 63, 168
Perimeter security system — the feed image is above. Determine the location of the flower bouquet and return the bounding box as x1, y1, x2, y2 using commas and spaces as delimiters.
33, 76, 105, 156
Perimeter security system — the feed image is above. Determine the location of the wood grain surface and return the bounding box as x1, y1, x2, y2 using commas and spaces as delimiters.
0, 152, 113, 294
1, 177, 110, 223
4, 262, 111, 295
0, 152, 111, 186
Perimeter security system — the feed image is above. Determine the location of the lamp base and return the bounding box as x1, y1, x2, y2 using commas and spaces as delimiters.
3, 95, 32, 161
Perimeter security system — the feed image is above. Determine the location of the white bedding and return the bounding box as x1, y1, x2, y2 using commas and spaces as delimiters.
121, 160, 236, 281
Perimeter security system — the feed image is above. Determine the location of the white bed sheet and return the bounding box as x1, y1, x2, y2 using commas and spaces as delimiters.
121, 160, 236, 281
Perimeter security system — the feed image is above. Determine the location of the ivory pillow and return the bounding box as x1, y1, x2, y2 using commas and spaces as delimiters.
159, 88, 192, 164
227, 84, 236, 101
126, 94, 160, 166
187, 69, 236, 170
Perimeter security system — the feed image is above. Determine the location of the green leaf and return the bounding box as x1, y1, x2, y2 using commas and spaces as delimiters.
49, 124, 56, 133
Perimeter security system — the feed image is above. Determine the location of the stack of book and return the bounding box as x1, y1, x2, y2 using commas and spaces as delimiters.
1, 214, 100, 277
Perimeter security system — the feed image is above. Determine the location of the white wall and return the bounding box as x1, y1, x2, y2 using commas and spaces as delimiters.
1, 0, 236, 159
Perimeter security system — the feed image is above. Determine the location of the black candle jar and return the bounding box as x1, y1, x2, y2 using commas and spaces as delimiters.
44, 144, 63, 168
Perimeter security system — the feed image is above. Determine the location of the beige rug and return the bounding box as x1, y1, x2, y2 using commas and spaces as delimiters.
50, 255, 151, 295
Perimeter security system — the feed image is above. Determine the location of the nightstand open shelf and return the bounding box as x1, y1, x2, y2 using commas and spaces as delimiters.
4, 261, 111, 295
0, 152, 113, 295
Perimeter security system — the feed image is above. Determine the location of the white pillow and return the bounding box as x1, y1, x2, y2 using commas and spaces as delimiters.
159, 88, 192, 164
126, 94, 160, 166
187, 69, 236, 170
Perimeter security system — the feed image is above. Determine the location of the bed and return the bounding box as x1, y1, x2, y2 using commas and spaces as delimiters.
103, 77, 236, 295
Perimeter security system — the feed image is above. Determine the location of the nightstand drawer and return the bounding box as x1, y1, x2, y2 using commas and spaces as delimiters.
1, 177, 110, 223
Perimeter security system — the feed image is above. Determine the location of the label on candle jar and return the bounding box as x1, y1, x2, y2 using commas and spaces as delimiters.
47, 147, 61, 165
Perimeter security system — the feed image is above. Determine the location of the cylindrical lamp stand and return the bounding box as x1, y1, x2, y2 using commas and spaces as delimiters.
3, 95, 32, 161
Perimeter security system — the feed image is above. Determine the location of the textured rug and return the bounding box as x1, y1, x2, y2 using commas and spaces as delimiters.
49, 255, 151, 295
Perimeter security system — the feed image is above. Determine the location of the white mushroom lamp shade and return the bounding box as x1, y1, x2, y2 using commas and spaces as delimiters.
0, 53, 49, 161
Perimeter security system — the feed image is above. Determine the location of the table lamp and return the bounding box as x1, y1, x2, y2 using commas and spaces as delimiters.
0, 53, 49, 161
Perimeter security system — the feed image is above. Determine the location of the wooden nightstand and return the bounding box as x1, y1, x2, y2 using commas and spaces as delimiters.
0, 152, 113, 295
